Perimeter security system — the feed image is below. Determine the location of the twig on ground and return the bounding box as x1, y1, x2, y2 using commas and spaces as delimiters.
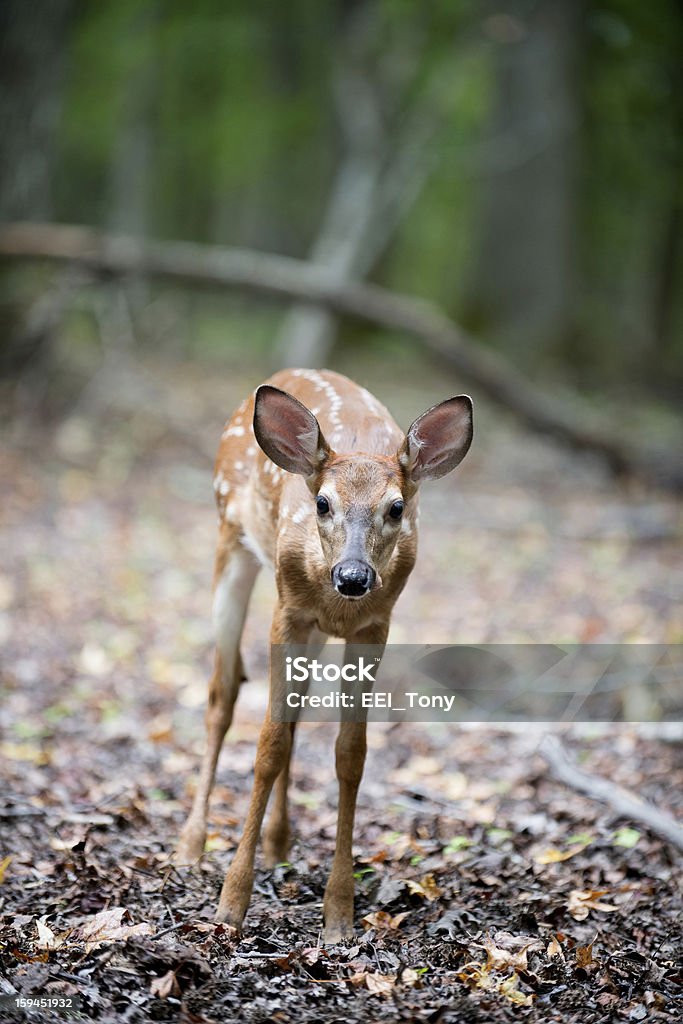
538, 734, 683, 853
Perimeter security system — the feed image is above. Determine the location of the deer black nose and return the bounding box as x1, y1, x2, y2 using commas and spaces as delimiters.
332, 560, 376, 598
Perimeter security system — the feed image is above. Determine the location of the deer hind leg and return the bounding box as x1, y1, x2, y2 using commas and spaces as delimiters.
262, 722, 295, 867
176, 526, 260, 863
216, 605, 312, 929
262, 626, 327, 867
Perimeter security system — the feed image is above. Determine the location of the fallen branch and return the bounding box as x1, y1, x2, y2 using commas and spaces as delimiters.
538, 734, 683, 853
1, 221, 681, 492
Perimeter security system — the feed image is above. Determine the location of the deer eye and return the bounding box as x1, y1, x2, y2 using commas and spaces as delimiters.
316, 495, 330, 516
389, 500, 404, 520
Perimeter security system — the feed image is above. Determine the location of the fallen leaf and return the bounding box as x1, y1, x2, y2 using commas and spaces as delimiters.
35, 917, 67, 951
405, 873, 443, 902
72, 907, 154, 951
499, 972, 534, 1006
365, 973, 396, 996
567, 890, 619, 921
487, 828, 513, 844
150, 970, 180, 999
77, 643, 113, 678
576, 942, 595, 968
300, 947, 326, 966
547, 936, 564, 960
11, 948, 49, 963
535, 844, 588, 864
0, 742, 50, 766
147, 715, 174, 743
459, 960, 533, 1006
613, 827, 641, 849
443, 836, 472, 854
483, 934, 535, 972
362, 910, 411, 932
0, 855, 11, 883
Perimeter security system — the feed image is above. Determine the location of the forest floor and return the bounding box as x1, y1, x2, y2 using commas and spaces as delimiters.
1, 349, 681, 1023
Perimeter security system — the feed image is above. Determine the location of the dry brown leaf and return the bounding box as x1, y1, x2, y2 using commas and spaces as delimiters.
380, 832, 423, 860
35, 917, 65, 951
150, 969, 180, 999
499, 972, 534, 1007
576, 942, 595, 968
483, 935, 535, 972
73, 907, 154, 951
362, 910, 411, 932
348, 970, 397, 996
147, 715, 173, 743
0, 855, 11, 883
547, 936, 564, 960
459, 960, 533, 1007
535, 845, 588, 864
567, 890, 618, 921
459, 961, 493, 991
365, 973, 396, 996
1, 742, 50, 766
405, 873, 443, 902
300, 947, 325, 966
11, 948, 49, 964
49, 834, 87, 852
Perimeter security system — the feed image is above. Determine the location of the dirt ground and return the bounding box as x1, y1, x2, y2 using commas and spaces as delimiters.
1, 351, 681, 1022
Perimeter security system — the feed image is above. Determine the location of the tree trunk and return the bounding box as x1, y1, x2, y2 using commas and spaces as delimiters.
0, 0, 73, 375
466, 0, 581, 364
272, 0, 386, 369
105, 1, 160, 319
0, 0, 73, 222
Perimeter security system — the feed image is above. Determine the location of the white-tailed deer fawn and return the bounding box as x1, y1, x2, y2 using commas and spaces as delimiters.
176, 368, 473, 942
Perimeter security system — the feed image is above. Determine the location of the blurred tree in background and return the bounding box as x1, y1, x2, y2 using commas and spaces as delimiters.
1, 0, 681, 391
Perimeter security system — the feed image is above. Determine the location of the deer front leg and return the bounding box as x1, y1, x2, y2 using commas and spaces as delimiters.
216, 718, 293, 926
215, 605, 311, 929
262, 625, 324, 866
323, 624, 387, 943
323, 720, 367, 943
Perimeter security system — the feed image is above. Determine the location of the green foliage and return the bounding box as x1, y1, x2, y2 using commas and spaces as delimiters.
23, 0, 683, 384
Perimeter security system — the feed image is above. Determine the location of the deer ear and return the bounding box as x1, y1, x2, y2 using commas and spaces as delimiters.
399, 396, 473, 483
253, 385, 330, 477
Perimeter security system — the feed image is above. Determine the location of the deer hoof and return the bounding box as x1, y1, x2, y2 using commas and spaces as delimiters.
214, 899, 247, 933
323, 919, 355, 945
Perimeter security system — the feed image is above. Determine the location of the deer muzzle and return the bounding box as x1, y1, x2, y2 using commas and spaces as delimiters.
331, 560, 376, 599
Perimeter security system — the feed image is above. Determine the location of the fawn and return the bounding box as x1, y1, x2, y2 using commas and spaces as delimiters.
176, 368, 473, 941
